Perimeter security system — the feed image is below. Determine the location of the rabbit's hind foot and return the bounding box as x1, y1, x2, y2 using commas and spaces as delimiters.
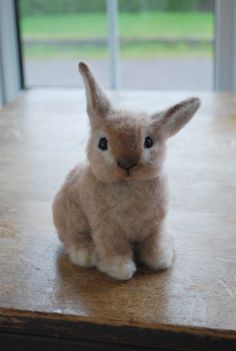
67, 243, 98, 268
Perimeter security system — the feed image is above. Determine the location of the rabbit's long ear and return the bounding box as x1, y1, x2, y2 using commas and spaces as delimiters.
152, 97, 200, 138
79, 62, 111, 121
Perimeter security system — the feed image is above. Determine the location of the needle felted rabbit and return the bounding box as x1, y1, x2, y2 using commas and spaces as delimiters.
53, 62, 200, 280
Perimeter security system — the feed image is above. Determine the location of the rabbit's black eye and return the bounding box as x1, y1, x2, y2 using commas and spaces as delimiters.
144, 136, 153, 149
98, 137, 108, 150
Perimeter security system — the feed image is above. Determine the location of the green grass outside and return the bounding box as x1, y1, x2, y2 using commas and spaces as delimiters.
20, 11, 214, 59
23, 42, 212, 59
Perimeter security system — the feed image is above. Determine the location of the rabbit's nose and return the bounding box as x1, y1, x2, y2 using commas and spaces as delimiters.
117, 159, 138, 170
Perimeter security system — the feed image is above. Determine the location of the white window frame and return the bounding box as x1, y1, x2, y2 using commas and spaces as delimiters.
107, 0, 120, 88
0, 0, 236, 106
0, 0, 22, 106
215, 0, 236, 91
0, 58, 4, 107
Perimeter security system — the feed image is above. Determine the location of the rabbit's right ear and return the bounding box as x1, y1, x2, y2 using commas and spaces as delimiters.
79, 62, 111, 123
151, 97, 200, 139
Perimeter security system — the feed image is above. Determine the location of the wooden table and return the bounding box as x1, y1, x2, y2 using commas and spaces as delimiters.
0, 90, 236, 350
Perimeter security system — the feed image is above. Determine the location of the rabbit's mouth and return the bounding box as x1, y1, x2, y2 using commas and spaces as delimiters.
125, 169, 130, 179
123, 165, 140, 180
117, 160, 138, 180
120, 162, 161, 182
118, 167, 137, 181
116, 168, 132, 181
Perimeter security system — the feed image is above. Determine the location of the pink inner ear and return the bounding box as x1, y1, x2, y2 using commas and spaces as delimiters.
160, 97, 201, 138
165, 101, 186, 119
165, 97, 200, 120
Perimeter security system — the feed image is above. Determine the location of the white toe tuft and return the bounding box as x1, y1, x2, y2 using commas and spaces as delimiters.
68, 246, 97, 268
144, 246, 174, 271
99, 259, 136, 280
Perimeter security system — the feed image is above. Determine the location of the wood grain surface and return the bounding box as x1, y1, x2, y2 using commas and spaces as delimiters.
0, 89, 236, 350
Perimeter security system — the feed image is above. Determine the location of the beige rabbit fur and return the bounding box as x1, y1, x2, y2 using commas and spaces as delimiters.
53, 62, 200, 280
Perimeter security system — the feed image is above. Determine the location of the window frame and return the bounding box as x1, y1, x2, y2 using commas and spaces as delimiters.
107, 0, 120, 88
215, 0, 236, 91
0, 0, 23, 106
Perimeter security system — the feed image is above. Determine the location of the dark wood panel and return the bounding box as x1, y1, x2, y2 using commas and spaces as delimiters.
0, 332, 156, 351
1, 315, 236, 351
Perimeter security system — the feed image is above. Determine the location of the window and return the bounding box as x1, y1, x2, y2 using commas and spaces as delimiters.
18, 0, 214, 90
118, 0, 214, 90
18, 0, 109, 87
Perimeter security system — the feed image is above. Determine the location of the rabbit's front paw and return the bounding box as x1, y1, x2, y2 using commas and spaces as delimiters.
68, 246, 98, 268
98, 258, 136, 280
143, 245, 174, 271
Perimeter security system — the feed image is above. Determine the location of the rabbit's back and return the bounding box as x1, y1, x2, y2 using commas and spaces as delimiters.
53, 163, 91, 244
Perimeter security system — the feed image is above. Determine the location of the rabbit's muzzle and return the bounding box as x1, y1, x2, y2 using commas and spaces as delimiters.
117, 159, 138, 170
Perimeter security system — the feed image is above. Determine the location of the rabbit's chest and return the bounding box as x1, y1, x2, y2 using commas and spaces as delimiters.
97, 180, 166, 239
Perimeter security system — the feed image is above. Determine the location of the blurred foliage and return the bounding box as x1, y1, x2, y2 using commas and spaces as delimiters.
21, 12, 213, 39
120, 0, 213, 12
19, 0, 106, 15
18, 0, 214, 16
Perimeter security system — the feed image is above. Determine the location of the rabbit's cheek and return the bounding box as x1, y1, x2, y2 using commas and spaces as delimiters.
92, 160, 127, 184
129, 162, 160, 180
140, 148, 152, 164
102, 150, 116, 166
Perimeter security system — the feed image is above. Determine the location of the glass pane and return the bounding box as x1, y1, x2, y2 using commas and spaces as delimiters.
118, 0, 214, 90
18, 0, 109, 87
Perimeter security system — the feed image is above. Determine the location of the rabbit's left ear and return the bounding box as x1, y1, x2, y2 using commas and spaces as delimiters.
152, 97, 201, 138
79, 62, 112, 121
